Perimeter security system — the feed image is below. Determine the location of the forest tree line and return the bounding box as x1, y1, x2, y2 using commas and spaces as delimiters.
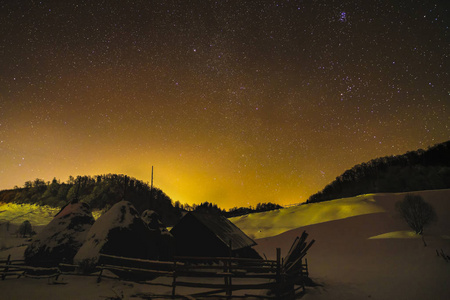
0, 174, 283, 224
307, 140, 450, 203
0, 174, 181, 226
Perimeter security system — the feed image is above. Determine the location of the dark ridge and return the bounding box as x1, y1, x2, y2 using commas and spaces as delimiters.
307, 140, 450, 204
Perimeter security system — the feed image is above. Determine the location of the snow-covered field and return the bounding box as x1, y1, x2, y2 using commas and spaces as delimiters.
0, 202, 102, 227
1, 189, 449, 299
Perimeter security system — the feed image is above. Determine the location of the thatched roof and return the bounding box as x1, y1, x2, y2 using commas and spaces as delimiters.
172, 212, 256, 251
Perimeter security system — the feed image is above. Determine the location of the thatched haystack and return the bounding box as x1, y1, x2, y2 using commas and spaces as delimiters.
74, 201, 159, 271
24, 202, 95, 267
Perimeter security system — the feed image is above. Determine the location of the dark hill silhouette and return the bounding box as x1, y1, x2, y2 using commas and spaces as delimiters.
0, 174, 181, 226
307, 140, 450, 203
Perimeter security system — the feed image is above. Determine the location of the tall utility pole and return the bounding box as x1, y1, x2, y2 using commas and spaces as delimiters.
150, 166, 154, 203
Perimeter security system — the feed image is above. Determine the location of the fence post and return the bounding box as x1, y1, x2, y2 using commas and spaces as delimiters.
97, 266, 104, 283
172, 260, 177, 298
276, 248, 281, 297
2, 254, 11, 280
226, 240, 232, 297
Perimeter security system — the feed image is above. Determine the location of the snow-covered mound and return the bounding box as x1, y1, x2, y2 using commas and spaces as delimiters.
230, 189, 450, 239
74, 201, 159, 268
24, 202, 95, 267
253, 189, 450, 300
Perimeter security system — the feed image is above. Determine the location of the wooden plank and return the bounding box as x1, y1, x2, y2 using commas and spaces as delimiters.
286, 239, 315, 273
0, 264, 59, 272
284, 232, 309, 263
58, 263, 78, 268
24, 273, 60, 279
283, 234, 303, 266
284, 241, 308, 269
99, 254, 185, 267
173, 270, 277, 279
176, 281, 276, 290
191, 288, 228, 297
176, 270, 229, 278
101, 265, 174, 276
2, 272, 24, 277
177, 264, 275, 273
174, 256, 275, 263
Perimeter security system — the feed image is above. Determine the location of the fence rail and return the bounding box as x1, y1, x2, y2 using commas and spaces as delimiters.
96, 236, 311, 300
1, 232, 313, 299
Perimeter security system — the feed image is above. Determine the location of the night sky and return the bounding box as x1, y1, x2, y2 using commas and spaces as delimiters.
0, 1, 448, 209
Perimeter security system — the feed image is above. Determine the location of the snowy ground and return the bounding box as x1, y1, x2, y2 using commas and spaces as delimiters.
1, 189, 450, 299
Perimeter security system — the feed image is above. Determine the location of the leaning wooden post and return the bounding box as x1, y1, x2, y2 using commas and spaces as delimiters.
97, 265, 104, 283
1, 254, 11, 280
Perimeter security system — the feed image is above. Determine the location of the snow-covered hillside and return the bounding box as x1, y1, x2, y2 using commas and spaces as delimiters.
1, 189, 449, 299
252, 189, 450, 300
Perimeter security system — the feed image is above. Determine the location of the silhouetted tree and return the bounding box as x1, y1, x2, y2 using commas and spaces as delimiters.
396, 194, 437, 235
18, 220, 33, 237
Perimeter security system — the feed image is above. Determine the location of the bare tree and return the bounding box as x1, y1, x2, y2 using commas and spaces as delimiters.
18, 220, 33, 237
396, 194, 437, 235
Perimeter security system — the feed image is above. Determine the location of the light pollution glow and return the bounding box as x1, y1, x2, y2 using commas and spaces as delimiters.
0, 1, 448, 209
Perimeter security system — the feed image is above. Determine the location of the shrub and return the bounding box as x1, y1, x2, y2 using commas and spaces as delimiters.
18, 220, 33, 237
396, 194, 437, 235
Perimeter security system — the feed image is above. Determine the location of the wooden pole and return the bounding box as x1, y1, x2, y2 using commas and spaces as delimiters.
226, 240, 232, 297
97, 266, 104, 283
276, 248, 281, 297
172, 260, 177, 298
150, 166, 154, 205
1, 254, 11, 280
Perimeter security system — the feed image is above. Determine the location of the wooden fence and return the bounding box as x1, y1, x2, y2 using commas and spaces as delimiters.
1, 231, 314, 299
97, 253, 288, 298
0, 255, 60, 280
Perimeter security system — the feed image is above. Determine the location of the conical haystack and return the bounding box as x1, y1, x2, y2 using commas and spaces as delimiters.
74, 201, 159, 270
24, 202, 95, 267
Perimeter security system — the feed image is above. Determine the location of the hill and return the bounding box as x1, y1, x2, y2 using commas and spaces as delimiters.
231, 189, 450, 240
307, 140, 450, 203
252, 189, 450, 300
0, 174, 181, 226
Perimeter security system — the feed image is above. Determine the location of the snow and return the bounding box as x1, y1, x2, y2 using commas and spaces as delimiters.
368, 230, 421, 239
230, 193, 385, 239
73, 200, 155, 266
73, 201, 136, 264
1, 189, 450, 299
0, 202, 102, 227
253, 189, 450, 300
24, 202, 95, 266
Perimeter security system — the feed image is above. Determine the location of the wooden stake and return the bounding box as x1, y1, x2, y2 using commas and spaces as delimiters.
172, 260, 177, 298
1, 254, 11, 280
276, 248, 281, 297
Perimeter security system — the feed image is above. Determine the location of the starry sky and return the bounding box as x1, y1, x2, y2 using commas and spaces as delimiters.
0, 0, 448, 209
